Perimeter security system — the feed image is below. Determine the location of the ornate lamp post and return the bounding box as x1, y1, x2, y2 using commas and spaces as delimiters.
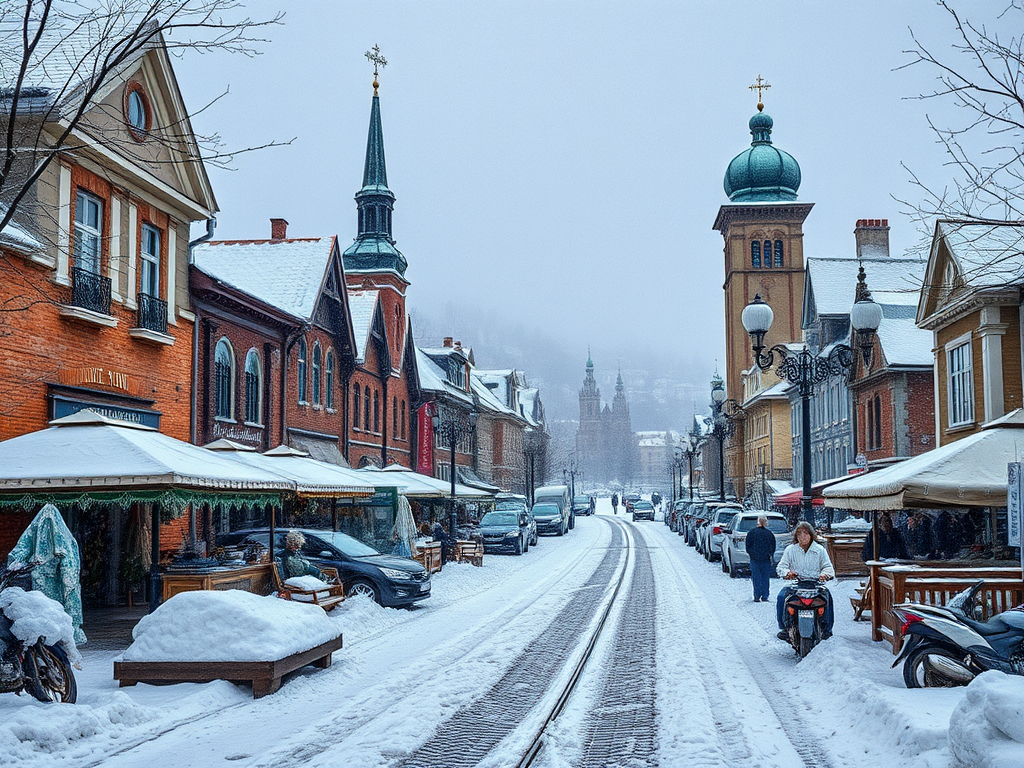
432, 405, 479, 536
709, 373, 743, 502
741, 287, 881, 521
681, 435, 697, 502
523, 427, 541, 506
563, 458, 578, 504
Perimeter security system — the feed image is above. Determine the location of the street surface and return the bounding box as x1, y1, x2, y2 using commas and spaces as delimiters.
1, 499, 963, 768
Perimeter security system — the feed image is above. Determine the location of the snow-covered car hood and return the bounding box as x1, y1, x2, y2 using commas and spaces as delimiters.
360, 554, 426, 573
478, 524, 518, 535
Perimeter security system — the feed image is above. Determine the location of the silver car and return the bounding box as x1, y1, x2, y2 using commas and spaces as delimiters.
720, 511, 790, 578
697, 504, 743, 562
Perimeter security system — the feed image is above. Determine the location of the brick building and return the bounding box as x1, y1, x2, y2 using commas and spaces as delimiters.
415, 341, 478, 482
473, 369, 530, 493
917, 222, 1024, 445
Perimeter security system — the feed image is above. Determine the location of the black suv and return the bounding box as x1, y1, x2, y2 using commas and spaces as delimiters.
219, 528, 430, 607
631, 500, 655, 522
478, 509, 533, 555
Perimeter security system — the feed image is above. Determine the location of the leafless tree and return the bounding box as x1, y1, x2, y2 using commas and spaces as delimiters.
899, 1, 1024, 227
0, 0, 288, 236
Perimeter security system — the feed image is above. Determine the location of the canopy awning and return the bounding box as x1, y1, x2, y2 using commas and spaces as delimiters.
0, 411, 291, 494
371, 465, 495, 499
773, 476, 853, 507
456, 467, 502, 493
204, 440, 392, 497
823, 409, 1024, 510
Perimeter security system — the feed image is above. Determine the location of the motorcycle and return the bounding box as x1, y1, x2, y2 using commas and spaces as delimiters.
892, 580, 1024, 689
781, 578, 832, 658
0, 564, 78, 703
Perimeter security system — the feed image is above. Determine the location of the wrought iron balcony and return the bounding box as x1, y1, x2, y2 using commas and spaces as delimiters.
137, 292, 168, 334
71, 267, 111, 316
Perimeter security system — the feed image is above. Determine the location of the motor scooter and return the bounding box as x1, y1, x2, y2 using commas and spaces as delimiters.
0, 564, 77, 703
892, 580, 1024, 688
781, 578, 832, 658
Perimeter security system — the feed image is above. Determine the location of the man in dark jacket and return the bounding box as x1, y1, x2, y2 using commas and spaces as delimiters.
432, 521, 453, 564
862, 513, 908, 561
746, 515, 776, 602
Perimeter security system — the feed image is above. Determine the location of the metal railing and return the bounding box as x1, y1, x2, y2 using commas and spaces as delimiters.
137, 292, 167, 334
71, 267, 111, 316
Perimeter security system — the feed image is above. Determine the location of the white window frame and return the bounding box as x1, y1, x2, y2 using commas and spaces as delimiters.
140, 223, 160, 298
74, 190, 103, 273
946, 333, 974, 428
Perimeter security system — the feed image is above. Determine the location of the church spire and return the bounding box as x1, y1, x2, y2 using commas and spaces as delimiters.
344, 46, 408, 277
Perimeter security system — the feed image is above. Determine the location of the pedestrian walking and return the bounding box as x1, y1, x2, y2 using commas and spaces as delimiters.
746, 515, 775, 602
611, 493, 619, 514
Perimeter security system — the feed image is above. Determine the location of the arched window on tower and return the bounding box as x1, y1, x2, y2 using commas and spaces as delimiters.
763, 240, 772, 268
751, 240, 761, 268
244, 349, 261, 424
774, 239, 784, 267
215, 338, 234, 420
311, 343, 322, 405
353, 384, 361, 428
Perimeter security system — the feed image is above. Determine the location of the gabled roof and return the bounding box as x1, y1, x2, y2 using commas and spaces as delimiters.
875, 310, 933, 368
803, 256, 925, 325
517, 387, 543, 428
414, 348, 473, 404
347, 289, 380, 364
192, 237, 337, 321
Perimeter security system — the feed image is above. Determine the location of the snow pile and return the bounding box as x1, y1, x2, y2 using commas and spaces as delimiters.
0, 587, 80, 665
284, 576, 332, 602
949, 671, 1024, 768
122, 590, 341, 662
831, 516, 871, 531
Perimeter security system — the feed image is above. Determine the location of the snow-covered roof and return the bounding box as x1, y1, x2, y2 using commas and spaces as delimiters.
743, 380, 789, 407
639, 437, 665, 448
806, 256, 926, 318
0, 411, 291, 492
876, 313, 933, 367
192, 238, 335, 321
414, 348, 473, 404
518, 388, 541, 427
936, 221, 1024, 289
0, 214, 45, 254
471, 373, 519, 418
347, 289, 379, 363
369, 466, 493, 498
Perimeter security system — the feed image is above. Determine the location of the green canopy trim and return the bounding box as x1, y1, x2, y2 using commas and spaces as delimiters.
0, 488, 284, 520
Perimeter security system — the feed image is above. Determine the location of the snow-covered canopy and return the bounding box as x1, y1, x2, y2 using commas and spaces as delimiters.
824, 409, 1024, 510
370, 465, 494, 499
0, 411, 291, 493
204, 440, 395, 496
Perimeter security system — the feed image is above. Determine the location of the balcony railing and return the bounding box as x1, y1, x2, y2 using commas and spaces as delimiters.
137, 292, 168, 334
71, 267, 111, 316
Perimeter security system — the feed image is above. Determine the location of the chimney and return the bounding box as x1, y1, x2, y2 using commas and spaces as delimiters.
270, 218, 289, 240
443, 337, 453, 348
854, 218, 889, 259
454, 340, 463, 351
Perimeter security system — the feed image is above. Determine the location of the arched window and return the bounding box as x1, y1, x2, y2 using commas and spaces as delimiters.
400, 400, 407, 439
763, 240, 772, 268
750, 240, 761, 268
214, 338, 234, 420
393, 397, 398, 437
353, 384, 361, 428
873, 395, 882, 449
373, 390, 380, 433
311, 342, 322, 405
296, 338, 308, 404
244, 349, 261, 424
774, 239, 784, 267
325, 350, 335, 409
364, 387, 371, 430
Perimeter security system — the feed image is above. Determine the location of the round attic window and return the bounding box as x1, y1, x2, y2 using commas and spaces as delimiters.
124, 83, 151, 140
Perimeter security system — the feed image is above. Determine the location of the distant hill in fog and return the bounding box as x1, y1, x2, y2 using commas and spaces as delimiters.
410, 302, 716, 433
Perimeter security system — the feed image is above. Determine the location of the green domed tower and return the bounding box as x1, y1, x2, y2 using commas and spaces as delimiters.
712, 86, 811, 501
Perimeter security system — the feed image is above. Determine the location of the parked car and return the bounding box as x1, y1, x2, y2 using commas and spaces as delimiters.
477, 509, 533, 555
572, 494, 593, 517
631, 500, 655, 522
218, 528, 430, 607
697, 504, 743, 562
535, 485, 573, 530
720, 511, 791, 578
494, 499, 538, 546
684, 502, 709, 546
531, 502, 567, 536
669, 500, 689, 532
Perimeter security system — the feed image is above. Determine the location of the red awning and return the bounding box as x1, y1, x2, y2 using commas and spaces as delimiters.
773, 475, 853, 507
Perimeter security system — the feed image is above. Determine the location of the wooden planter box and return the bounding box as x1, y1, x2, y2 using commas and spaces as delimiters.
413, 542, 442, 574
114, 634, 343, 698
823, 533, 868, 577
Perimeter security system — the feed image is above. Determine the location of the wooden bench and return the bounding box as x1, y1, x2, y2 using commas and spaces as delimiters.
114, 634, 343, 698
850, 581, 871, 622
452, 539, 484, 567
271, 564, 346, 612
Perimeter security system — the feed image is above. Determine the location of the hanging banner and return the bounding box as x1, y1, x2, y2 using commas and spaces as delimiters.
1008, 463, 1022, 548
416, 403, 434, 475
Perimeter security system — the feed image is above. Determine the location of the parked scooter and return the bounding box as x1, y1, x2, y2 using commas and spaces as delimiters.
781, 578, 832, 658
0, 564, 77, 703
892, 580, 1024, 689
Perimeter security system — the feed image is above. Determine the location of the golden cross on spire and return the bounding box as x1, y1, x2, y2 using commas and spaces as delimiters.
749, 74, 771, 112
365, 44, 387, 94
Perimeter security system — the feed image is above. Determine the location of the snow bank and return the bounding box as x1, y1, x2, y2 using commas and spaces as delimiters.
121, 590, 341, 662
0, 587, 80, 665
949, 671, 1024, 768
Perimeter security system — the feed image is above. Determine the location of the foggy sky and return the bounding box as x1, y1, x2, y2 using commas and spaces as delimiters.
174, 0, 989, 426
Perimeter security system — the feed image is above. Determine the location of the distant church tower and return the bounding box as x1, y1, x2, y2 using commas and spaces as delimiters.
576, 356, 638, 484
577, 352, 602, 481
712, 83, 807, 497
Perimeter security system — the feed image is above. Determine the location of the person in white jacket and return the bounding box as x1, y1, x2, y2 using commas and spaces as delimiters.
775, 521, 836, 641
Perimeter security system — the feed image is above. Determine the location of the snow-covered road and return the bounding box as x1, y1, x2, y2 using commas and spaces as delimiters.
2, 499, 974, 767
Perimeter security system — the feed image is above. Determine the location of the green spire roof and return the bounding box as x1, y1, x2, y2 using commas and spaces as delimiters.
344, 88, 407, 276
723, 109, 801, 202
616, 370, 624, 390
587, 348, 593, 368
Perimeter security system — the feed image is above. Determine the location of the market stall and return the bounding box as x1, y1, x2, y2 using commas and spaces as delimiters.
0, 411, 291, 614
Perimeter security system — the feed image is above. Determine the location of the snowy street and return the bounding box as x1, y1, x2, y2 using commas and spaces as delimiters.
1, 498, 972, 768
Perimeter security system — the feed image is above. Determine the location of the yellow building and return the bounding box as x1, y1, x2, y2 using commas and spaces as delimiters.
740, 366, 793, 507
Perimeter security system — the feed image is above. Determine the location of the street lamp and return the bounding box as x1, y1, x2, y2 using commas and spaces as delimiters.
523, 427, 541, 506
563, 458, 578, 505
681, 435, 697, 502
709, 373, 742, 502
432, 405, 479, 537
741, 284, 880, 521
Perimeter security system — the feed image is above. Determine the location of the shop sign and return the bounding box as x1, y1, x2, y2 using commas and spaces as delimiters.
416, 403, 434, 475
212, 421, 263, 444
1008, 463, 1022, 548
59, 366, 142, 397
51, 395, 160, 429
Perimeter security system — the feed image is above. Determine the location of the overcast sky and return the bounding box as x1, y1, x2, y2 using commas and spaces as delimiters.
174, 0, 994, 422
